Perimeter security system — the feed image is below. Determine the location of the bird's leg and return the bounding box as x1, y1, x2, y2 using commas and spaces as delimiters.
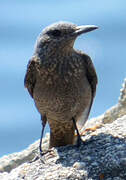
72, 117, 82, 147
39, 115, 47, 155
29, 115, 47, 163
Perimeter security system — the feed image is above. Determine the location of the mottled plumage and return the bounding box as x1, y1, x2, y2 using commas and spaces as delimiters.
24, 21, 98, 149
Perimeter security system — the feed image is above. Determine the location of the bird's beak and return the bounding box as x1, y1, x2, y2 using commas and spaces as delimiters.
73, 25, 98, 36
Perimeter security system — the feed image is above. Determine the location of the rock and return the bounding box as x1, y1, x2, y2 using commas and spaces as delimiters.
102, 78, 126, 124
0, 133, 49, 173
0, 78, 126, 179
73, 162, 86, 170
0, 116, 126, 179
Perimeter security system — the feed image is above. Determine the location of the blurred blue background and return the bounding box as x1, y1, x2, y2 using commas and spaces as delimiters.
0, 0, 126, 157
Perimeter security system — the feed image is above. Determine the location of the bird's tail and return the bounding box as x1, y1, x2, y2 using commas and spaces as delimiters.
49, 120, 75, 148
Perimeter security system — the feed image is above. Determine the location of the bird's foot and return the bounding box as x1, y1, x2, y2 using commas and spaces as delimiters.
29, 151, 45, 164
29, 155, 40, 163
29, 149, 55, 164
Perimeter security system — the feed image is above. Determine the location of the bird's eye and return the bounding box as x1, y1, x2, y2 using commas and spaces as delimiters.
51, 30, 61, 37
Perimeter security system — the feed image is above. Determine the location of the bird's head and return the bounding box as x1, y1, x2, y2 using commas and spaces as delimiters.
35, 21, 98, 56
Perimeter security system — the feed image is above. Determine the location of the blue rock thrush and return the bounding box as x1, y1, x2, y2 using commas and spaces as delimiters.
24, 21, 98, 154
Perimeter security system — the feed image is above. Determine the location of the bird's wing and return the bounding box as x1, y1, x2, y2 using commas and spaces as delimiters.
24, 57, 38, 98
84, 55, 98, 98
77, 54, 98, 128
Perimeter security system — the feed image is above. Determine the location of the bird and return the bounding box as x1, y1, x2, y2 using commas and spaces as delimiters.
24, 21, 98, 154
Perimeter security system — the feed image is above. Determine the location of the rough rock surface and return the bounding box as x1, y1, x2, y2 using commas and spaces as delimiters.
0, 78, 126, 180
102, 78, 126, 124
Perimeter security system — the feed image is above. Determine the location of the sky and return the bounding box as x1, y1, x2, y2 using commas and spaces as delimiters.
0, 0, 126, 157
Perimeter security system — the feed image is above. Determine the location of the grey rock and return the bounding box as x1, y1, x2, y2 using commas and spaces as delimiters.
102, 78, 126, 124
0, 115, 126, 179
73, 162, 86, 170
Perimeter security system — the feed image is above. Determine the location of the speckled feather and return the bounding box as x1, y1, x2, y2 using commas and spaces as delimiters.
24, 22, 98, 147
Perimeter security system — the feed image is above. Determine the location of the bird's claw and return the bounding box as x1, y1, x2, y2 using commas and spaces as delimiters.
29, 151, 45, 164
29, 149, 55, 164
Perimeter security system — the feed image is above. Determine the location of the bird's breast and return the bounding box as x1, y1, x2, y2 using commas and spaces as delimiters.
33, 56, 91, 120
